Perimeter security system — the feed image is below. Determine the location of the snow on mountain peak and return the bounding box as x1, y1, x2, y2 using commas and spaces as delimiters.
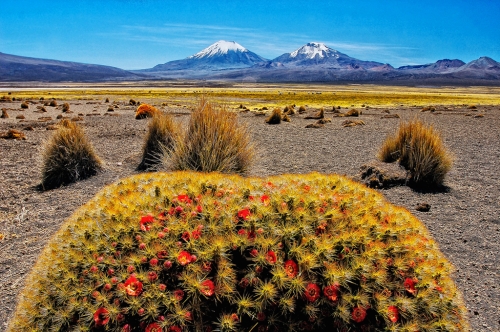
289, 42, 337, 59
189, 40, 248, 59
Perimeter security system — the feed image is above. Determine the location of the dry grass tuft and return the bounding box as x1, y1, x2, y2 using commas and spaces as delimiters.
20, 102, 29, 109
1, 129, 26, 140
345, 109, 360, 117
107, 106, 115, 112
342, 119, 365, 127
129, 99, 137, 105
137, 112, 179, 171
1, 109, 9, 118
169, 98, 254, 173
62, 103, 70, 112
41, 119, 102, 189
266, 108, 282, 124
305, 108, 324, 119
378, 119, 452, 188
49, 100, 57, 107
421, 106, 436, 112
135, 104, 160, 119
298, 105, 307, 114
16, 115, 25, 120
282, 113, 291, 122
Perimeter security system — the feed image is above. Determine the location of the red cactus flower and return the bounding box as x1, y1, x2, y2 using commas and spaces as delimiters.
169, 326, 181, 332
351, 306, 367, 323
284, 260, 298, 278
158, 231, 165, 239
182, 231, 190, 242
250, 249, 259, 257
138, 308, 145, 316
404, 277, 418, 295
196, 205, 203, 213
191, 229, 201, 240
124, 275, 143, 296
202, 261, 212, 272
150, 258, 158, 266
157, 250, 168, 259
238, 229, 247, 236
122, 324, 131, 332
257, 312, 266, 321
230, 313, 239, 322
200, 279, 215, 296
387, 305, 399, 323
237, 208, 251, 220
145, 322, 162, 332
323, 283, 340, 302
148, 271, 158, 282
304, 283, 320, 302
163, 260, 172, 269
103, 283, 112, 291
247, 230, 256, 241
265, 250, 277, 264
177, 194, 192, 203
239, 277, 249, 288
260, 194, 270, 204
177, 251, 192, 266
93, 307, 110, 327
140, 215, 154, 231
173, 289, 184, 301
90, 265, 98, 273
159, 284, 167, 291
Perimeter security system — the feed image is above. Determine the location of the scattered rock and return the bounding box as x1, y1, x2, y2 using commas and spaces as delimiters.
16, 115, 25, 120
472, 114, 484, 118
416, 203, 431, 212
305, 121, 324, 128
381, 114, 400, 119
357, 161, 408, 189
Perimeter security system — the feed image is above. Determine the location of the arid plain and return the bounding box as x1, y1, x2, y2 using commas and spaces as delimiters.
1, 83, 500, 331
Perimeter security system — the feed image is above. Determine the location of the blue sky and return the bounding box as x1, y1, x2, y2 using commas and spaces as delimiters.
1, 0, 499, 69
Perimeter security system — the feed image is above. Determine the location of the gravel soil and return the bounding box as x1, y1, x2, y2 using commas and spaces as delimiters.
0, 99, 499, 331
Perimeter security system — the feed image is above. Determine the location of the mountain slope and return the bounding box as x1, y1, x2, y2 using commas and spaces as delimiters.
0, 52, 141, 82
272, 42, 384, 69
143, 40, 267, 72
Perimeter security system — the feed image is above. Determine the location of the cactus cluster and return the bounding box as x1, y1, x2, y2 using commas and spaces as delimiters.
9, 172, 468, 331
136, 104, 160, 119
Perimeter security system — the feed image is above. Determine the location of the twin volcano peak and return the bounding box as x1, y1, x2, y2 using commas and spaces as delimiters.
289, 42, 339, 59
188, 40, 248, 59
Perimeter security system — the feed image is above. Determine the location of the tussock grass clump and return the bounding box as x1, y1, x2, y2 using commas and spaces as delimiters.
170, 98, 254, 173
378, 119, 453, 188
298, 105, 307, 113
265, 107, 282, 124
49, 100, 57, 107
9, 172, 469, 332
305, 108, 324, 119
345, 109, 360, 117
40, 119, 102, 189
342, 119, 365, 127
1, 109, 9, 118
20, 102, 29, 109
137, 112, 179, 171
62, 102, 70, 112
1, 129, 26, 140
129, 99, 137, 105
135, 104, 160, 119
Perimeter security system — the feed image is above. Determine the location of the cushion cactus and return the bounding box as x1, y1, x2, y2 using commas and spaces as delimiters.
9, 172, 468, 331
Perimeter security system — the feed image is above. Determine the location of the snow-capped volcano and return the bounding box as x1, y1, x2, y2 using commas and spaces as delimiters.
273, 42, 383, 69
189, 40, 248, 59
289, 42, 339, 60
145, 40, 267, 72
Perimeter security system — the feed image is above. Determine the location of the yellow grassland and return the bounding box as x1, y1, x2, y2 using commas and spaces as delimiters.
3, 83, 500, 108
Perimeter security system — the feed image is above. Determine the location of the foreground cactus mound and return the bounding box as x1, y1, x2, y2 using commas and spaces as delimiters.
10, 172, 468, 332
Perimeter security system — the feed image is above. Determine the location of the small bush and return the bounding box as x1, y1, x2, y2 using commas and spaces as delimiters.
265, 108, 282, 124
20, 102, 29, 109
1, 129, 26, 140
9, 172, 469, 331
62, 103, 70, 112
135, 104, 160, 119
378, 119, 452, 188
1, 109, 8, 118
137, 112, 179, 171
345, 109, 360, 117
40, 119, 102, 189
49, 100, 57, 107
169, 98, 254, 173
298, 105, 307, 113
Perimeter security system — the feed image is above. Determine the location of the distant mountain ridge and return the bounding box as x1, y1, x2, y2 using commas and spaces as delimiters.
2, 40, 500, 84
0, 52, 141, 82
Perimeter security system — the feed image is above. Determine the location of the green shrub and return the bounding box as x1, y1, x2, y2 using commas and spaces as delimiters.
40, 119, 102, 189
9, 172, 468, 332
137, 112, 179, 171
170, 98, 254, 173
378, 119, 453, 188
